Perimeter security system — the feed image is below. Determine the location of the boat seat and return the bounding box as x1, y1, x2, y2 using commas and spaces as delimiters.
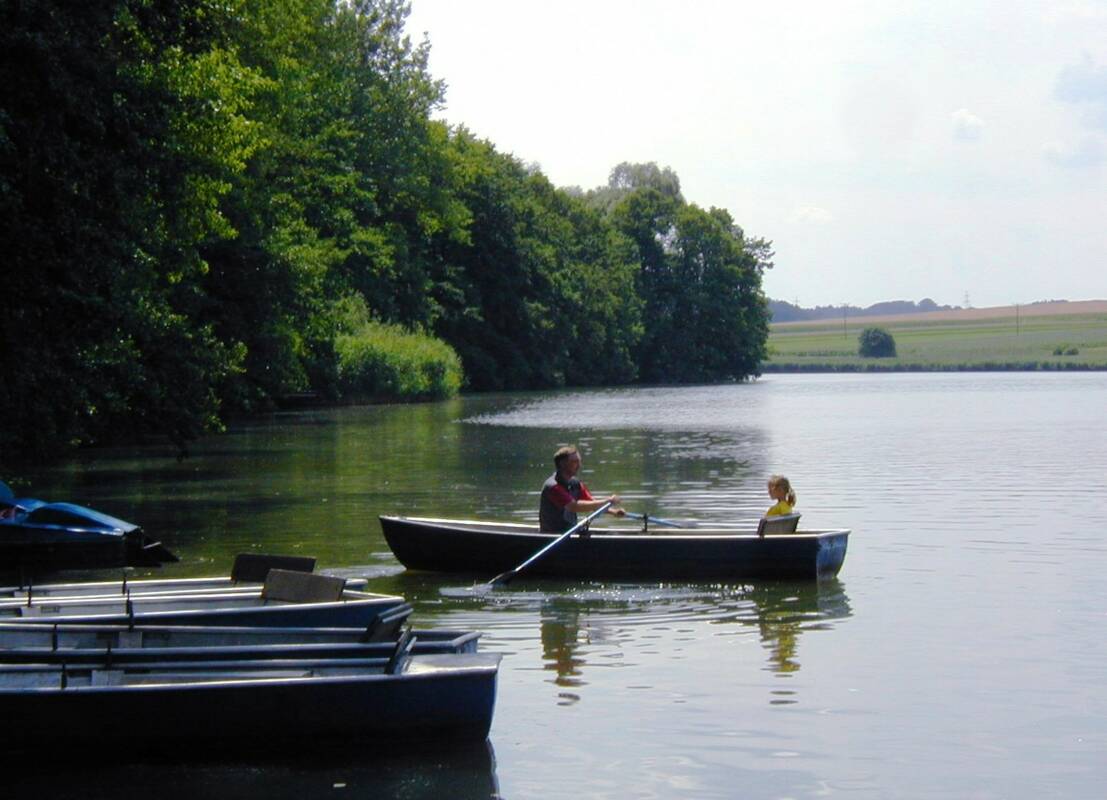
91, 669, 125, 687
362, 603, 414, 642
756, 513, 802, 537
231, 553, 317, 583
385, 628, 417, 675
116, 630, 143, 648
261, 570, 346, 603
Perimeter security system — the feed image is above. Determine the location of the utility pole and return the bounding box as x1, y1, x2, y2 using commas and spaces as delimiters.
1015, 303, 1020, 336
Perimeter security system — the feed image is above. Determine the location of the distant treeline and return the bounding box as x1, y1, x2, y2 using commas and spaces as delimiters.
0, 1, 770, 461
769, 298, 956, 323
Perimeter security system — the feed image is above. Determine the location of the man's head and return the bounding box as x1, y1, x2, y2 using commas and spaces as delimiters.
554, 445, 581, 477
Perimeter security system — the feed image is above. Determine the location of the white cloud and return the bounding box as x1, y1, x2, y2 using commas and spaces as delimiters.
1050, 2, 1107, 23
793, 205, 835, 224
1042, 136, 1104, 168
951, 108, 984, 141
1055, 53, 1107, 129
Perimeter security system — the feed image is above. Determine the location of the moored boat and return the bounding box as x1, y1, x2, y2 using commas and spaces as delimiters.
0, 620, 481, 664
0, 651, 501, 750
0, 570, 407, 628
0, 482, 176, 571
0, 562, 368, 600
380, 515, 850, 581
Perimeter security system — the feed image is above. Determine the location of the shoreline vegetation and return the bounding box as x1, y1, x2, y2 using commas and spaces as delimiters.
762, 300, 1107, 372
1, 2, 769, 463
4, 3, 1099, 467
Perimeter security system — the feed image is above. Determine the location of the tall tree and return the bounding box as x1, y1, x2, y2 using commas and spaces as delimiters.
586, 161, 684, 214
0, 0, 259, 457
429, 131, 641, 390
611, 175, 769, 383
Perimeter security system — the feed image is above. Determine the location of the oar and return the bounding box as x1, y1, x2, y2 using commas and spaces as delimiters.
489, 502, 612, 587
622, 511, 687, 529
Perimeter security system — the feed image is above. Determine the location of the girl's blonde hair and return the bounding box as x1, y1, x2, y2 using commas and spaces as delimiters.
769, 474, 797, 506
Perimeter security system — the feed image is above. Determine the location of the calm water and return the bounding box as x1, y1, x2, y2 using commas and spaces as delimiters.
5, 373, 1107, 799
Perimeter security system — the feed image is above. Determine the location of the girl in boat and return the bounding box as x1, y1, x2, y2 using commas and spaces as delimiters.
765, 474, 797, 517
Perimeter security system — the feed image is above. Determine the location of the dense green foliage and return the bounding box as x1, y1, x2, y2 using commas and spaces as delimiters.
334, 297, 462, 400
858, 327, 897, 358
0, 0, 770, 462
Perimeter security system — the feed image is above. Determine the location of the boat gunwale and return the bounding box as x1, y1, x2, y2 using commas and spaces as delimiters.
381, 515, 850, 541
0, 588, 401, 612
0, 653, 502, 694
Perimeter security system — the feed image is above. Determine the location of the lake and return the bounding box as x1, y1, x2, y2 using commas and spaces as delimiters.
5, 373, 1106, 799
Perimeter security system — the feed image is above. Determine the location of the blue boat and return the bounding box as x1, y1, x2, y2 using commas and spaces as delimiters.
0, 620, 482, 664
0, 481, 176, 571
0, 553, 361, 599
0, 651, 502, 751
0, 570, 408, 628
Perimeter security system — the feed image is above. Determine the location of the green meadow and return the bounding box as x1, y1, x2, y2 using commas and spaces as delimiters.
763, 310, 1107, 371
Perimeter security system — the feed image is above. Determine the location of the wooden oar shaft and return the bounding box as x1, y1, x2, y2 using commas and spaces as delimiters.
490, 502, 613, 586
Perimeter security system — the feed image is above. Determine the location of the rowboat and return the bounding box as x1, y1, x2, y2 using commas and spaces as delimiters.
0, 553, 366, 599
0, 578, 368, 601
0, 620, 481, 664
0, 482, 176, 570
379, 515, 850, 580
0, 570, 407, 628
0, 651, 501, 750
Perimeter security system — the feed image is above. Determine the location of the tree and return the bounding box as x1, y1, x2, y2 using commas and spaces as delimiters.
609, 174, 769, 383
858, 327, 897, 357
0, 0, 259, 457
428, 130, 642, 390
198, 0, 463, 411
585, 161, 684, 215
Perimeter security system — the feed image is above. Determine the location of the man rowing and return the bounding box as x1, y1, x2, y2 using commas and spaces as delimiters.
539, 445, 625, 532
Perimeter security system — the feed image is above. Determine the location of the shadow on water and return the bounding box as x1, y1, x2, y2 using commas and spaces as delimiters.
3, 740, 500, 800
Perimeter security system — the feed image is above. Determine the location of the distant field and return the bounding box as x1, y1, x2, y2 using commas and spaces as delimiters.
763, 300, 1107, 371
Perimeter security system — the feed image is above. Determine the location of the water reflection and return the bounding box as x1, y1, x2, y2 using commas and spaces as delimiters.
4, 741, 500, 800
541, 606, 586, 691
737, 581, 853, 679
9, 374, 1107, 797
496, 579, 853, 705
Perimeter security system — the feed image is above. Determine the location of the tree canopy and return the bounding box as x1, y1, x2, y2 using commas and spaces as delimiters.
0, 1, 771, 462
858, 327, 898, 358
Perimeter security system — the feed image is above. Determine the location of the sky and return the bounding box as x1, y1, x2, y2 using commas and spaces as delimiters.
404, 0, 1107, 309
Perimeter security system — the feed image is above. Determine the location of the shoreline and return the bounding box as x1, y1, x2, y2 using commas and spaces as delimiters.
759, 361, 1107, 373
771, 298, 1107, 328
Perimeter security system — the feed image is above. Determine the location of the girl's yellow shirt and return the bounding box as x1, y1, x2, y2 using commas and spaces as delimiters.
765, 501, 793, 517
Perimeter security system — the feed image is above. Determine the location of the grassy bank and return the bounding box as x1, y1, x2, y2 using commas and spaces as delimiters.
763, 309, 1107, 371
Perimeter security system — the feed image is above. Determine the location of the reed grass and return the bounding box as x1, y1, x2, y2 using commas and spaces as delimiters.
336, 321, 464, 400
